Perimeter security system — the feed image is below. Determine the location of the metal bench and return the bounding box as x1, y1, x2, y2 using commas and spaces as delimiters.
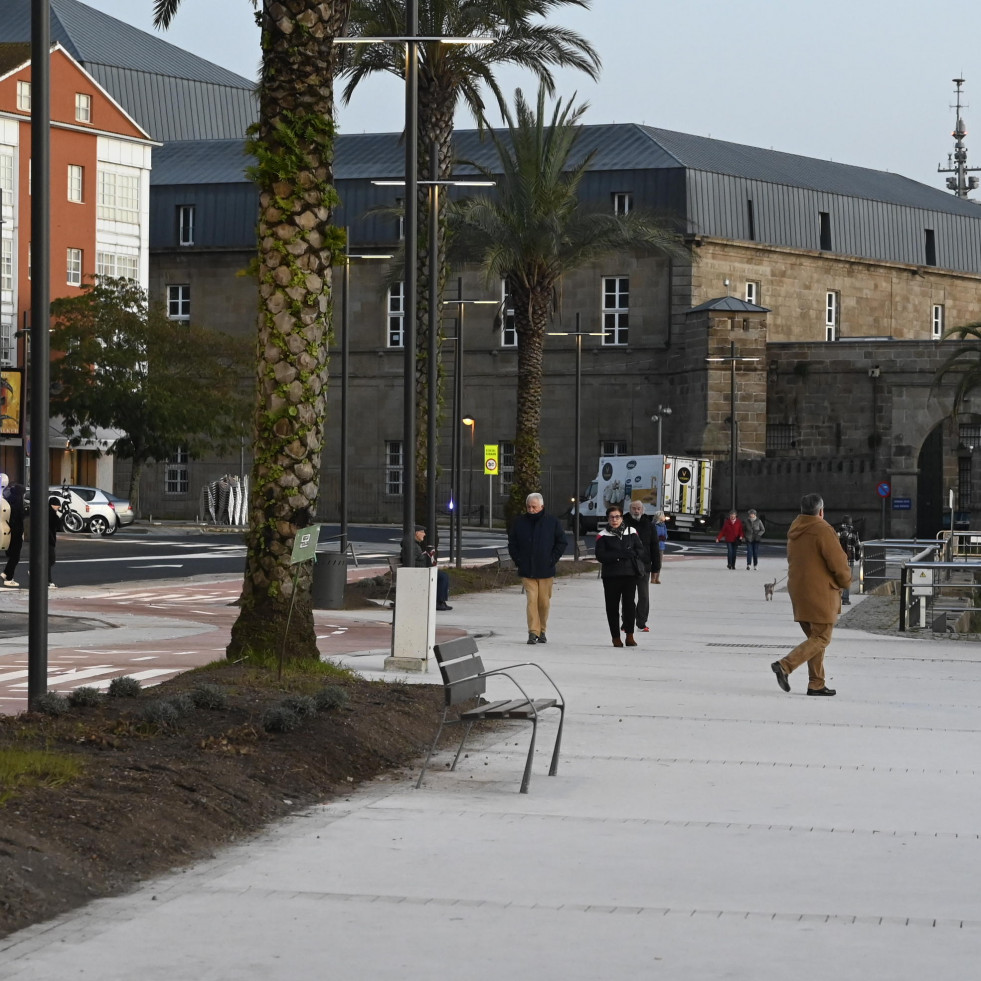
416, 635, 565, 794
495, 547, 518, 587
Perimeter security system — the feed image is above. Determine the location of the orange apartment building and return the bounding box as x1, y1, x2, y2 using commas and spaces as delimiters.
0, 42, 153, 487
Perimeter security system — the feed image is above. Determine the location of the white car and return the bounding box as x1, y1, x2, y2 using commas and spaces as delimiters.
52, 486, 119, 536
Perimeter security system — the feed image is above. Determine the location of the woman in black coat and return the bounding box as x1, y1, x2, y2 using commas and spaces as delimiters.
595, 504, 646, 647
2, 483, 26, 587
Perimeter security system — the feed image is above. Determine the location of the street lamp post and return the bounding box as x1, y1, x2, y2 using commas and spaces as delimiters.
339, 232, 392, 554
652, 404, 672, 456
706, 341, 760, 513
462, 415, 475, 523
548, 314, 604, 560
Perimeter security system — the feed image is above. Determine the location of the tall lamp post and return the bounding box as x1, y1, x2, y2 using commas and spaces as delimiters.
462, 415, 475, 524
548, 314, 604, 560
339, 232, 391, 554
652, 404, 672, 455
706, 341, 760, 513
445, 284, 497, 567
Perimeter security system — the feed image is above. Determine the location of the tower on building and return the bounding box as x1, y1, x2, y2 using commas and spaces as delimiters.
938, 77, 981, 198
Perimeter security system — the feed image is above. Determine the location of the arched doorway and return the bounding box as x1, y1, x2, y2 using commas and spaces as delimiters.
916, 423, 944, 537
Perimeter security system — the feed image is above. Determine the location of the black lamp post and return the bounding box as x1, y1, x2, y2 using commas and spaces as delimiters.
706, 341, 760, 513
548, 314, 603, 560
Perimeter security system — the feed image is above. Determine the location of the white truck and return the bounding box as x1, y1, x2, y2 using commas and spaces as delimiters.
570, 455, 714, 537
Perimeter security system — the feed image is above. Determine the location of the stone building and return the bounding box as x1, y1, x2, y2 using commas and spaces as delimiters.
5, 2, 981, 537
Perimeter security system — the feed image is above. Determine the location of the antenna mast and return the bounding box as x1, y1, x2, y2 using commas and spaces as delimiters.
938, 77, 981, 198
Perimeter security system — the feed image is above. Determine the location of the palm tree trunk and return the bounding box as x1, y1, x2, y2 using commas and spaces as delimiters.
507, 281, 551, 524
227, 0, 351, 661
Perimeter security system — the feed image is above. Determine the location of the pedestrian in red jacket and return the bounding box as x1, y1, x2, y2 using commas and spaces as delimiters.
716, 510, 744, 570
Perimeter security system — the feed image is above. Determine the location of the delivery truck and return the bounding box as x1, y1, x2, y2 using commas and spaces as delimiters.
570, 455, 714, 536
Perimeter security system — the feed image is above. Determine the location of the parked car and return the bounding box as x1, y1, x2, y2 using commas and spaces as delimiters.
51, 486, 119, 536
102, 491, 134, 527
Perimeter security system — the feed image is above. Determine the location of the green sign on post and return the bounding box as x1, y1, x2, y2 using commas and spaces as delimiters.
291, 524, 321, 565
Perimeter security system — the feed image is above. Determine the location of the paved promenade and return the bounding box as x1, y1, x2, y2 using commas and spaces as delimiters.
3, 551, 981, 979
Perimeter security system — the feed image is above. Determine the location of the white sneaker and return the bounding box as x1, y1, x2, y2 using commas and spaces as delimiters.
48, 582, 58, 589
3, 578, 19, 587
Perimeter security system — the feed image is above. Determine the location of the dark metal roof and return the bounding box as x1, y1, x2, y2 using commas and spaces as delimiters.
687, 296, 771, 314
0, 0, 257, 141
636, 125, 981, 217
2, 0, 252, 88
152, 140, 253, 185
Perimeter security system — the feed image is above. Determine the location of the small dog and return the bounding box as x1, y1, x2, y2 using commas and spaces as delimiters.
763, 579, 777, 601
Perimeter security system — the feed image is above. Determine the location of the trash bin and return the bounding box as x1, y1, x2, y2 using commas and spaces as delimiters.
311, 551, 347, 609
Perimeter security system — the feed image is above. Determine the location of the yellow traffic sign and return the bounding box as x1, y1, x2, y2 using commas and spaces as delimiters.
483, 444, 499, 475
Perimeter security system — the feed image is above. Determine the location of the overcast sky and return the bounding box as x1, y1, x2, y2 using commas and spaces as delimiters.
86, 0, 981, 193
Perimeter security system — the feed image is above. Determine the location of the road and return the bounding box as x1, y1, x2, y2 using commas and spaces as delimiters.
5, 525, 787, 589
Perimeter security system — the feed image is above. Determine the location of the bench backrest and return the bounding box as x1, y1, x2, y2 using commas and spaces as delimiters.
433, 636, 487, 706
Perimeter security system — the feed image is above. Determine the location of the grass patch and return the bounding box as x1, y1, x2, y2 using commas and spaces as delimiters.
0, 748, 85, 804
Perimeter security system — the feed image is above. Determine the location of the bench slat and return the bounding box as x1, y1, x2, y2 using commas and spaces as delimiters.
440, 654, 485, 685
445, 677, 486, 705
461, 697, 557, 720
434, 637, 479, 663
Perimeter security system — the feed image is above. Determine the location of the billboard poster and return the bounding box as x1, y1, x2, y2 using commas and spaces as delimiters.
0, 369, 23, 437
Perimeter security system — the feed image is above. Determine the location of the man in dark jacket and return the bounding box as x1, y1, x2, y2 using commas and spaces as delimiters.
410, 527, 452, 610
507, 493, 567, 644
624, 500, 657, 631
771, 493, 852, 696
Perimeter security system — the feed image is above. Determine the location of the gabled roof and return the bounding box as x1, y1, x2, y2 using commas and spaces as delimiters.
687, 296, 771, 315
3, 0, 251, 88
0, 0, 256, 141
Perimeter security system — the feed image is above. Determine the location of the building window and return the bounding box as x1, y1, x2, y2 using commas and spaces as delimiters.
165, 448, 189, 495
97, 171, 140, 223
612, 192, 632, 216
819, 211, 832, 251
0, 317, 12, 366
767, 423, 798, 451
746, 199, 756, 241
178, 205, 195, 246
499, 439, 514, 491
932, 304, 945, 340
66, 248, 83, 286
501, 283, 516, 347
16, 81, 30, 111
67, 164, 84, 203
959, 456, 972, 510
387, 282, 404, 348
96, 251, 139, 281
75, 93, 92, 123
385, 440, 403, 496
1, 238, 12, 292
825, 290, 840, 341
745, 281, 761, 305
0, 154, 14, 197
167, 284, 190, 322
601, 440, 628, 456
602, 277, 629, 346
925, 229, 937, 267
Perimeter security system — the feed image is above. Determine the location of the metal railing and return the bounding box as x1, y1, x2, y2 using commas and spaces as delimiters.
859, 539, 943, 594
899, 560, 981, 632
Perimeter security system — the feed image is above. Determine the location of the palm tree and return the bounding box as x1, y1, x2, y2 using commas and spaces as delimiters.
935, 323, 981, 415
340, 0, 600, 516
454, 84, 691, 522
154, 0, 351, 660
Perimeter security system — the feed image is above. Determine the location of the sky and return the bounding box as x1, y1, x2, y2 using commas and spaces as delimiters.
85, 0, 981, 193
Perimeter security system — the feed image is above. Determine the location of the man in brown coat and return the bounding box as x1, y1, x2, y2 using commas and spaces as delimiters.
771, 493, 853, 696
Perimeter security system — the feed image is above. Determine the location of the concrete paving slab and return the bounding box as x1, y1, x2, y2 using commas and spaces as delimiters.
3, 549, 981, 979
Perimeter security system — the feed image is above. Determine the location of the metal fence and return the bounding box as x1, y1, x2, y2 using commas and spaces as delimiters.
859, 540, 943, 594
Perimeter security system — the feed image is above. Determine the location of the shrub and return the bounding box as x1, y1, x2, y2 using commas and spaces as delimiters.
190, 684, 229, 710
167, 693, 197, 716
67, 686, 102, 708
33, 692, 70, 716
107, 676, 142, 698
314, 685, 349, 712
261, 706, 300, 733
281, 694, 317, 719
140, 700, 180, 727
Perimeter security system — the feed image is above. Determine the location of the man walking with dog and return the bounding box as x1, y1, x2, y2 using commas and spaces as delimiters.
771, 493, 853, 696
